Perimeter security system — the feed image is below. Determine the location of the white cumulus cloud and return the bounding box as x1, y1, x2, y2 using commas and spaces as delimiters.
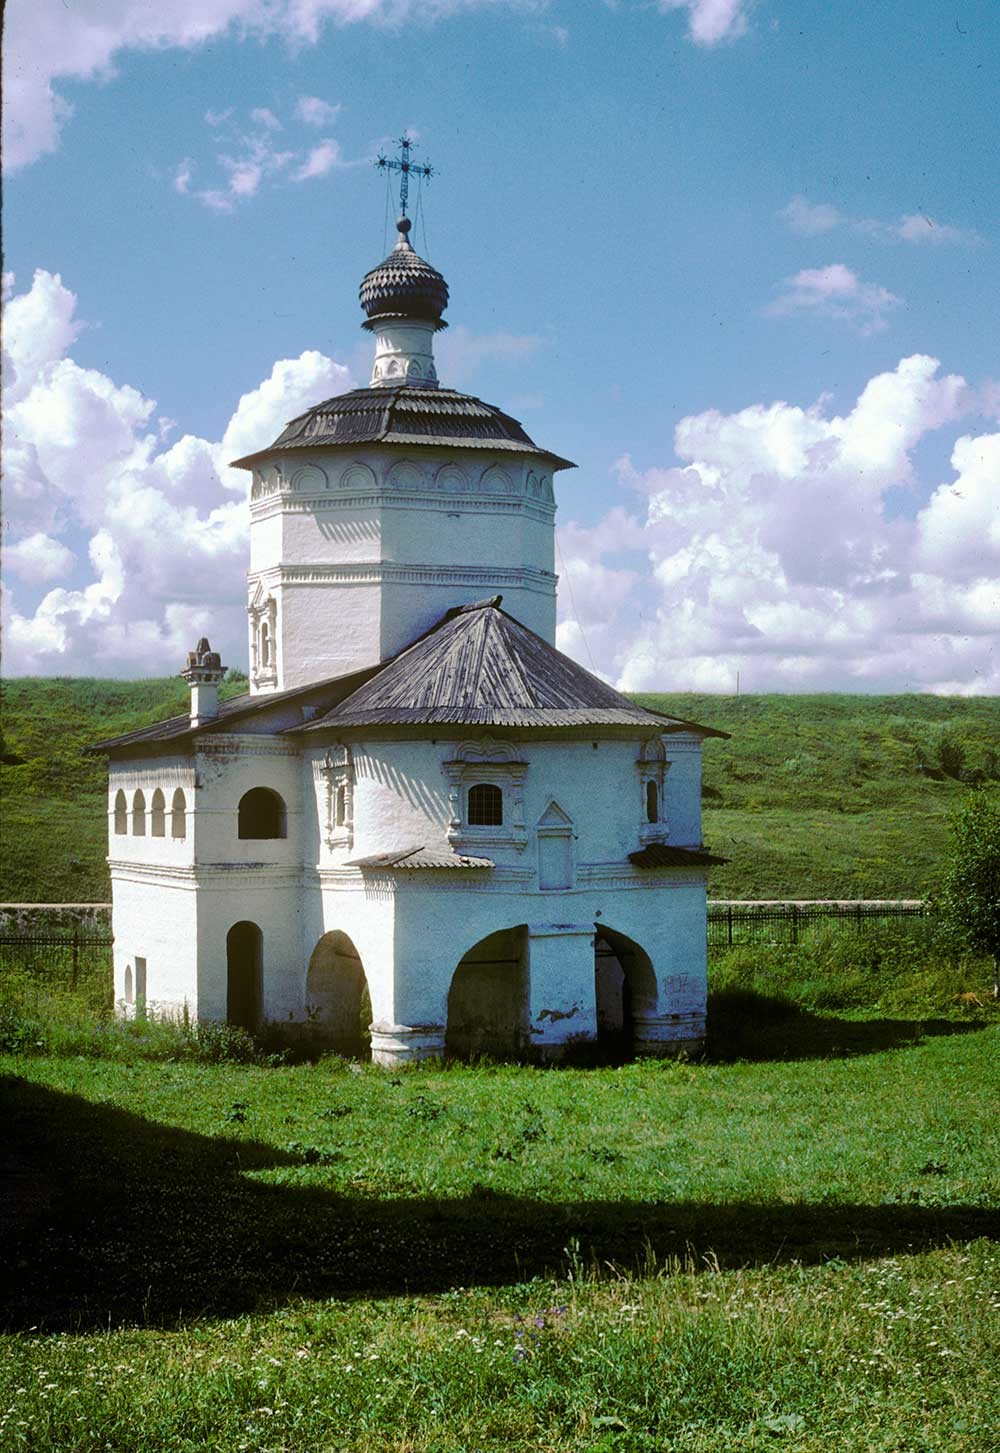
3, 532, 77, 585
556, 355, 999, 696
1, 0, 540, 173
295, 95, 343, 127
765, 262, 903, 335
779, 195, 982, 247
2, 268, 354, 675
292, 139, 342, 182
657, 0, 749, 46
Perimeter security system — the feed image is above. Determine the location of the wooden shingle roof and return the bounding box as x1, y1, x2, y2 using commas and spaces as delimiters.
90, 601, 726, 754
298, 598, 727, 735
230, 385, 574, 471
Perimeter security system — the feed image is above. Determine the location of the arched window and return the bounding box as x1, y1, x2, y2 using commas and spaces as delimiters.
132, 789, 146, 836
260, 620, 272, 668
124, 965, 133, 1004
171, 788, 186, 840
468, 783, 503, 827
114, 790, 128, 835
151, 788, 166, 837
646, 780, 659, 824
335, 783, 347, 828
238, 787, 287, 840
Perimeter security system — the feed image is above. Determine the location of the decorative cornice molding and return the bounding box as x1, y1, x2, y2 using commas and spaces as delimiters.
665, 735, 703, 754
107, 768, 196, 789
109, 862, 306, 888
250, 563, 556, 592
251, 491, 555, 524
195, 734, 301, 758
577, 864, 704, 890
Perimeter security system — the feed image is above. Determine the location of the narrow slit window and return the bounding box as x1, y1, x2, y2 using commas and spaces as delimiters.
468, 783, 503, 827
646, 780, 659, 824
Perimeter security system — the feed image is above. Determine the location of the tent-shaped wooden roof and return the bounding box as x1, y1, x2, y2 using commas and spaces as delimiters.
297, 597, 727, 734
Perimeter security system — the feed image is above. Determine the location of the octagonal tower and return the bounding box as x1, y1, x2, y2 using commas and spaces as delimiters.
232, 218, 574, 694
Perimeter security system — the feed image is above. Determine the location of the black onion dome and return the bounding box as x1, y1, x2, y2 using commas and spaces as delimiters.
359, 217, 449, 331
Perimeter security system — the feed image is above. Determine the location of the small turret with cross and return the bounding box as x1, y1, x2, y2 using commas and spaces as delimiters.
361, 137, 448, 388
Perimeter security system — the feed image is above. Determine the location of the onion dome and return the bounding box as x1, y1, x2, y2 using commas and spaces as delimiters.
359, 217, 449, 331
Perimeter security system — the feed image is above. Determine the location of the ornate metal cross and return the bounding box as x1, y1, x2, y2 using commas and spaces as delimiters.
375, 135, 433, 218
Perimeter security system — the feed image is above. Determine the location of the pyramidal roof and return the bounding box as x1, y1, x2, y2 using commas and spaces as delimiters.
90, 600, 725, 753
299, 597, 726, 733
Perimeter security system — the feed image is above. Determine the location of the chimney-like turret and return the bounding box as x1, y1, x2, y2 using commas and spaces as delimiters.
181, 637, 226, 726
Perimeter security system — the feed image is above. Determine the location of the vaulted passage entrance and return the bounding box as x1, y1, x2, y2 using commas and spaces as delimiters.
227, 921, 262, 1032
594, 926, 657, 1061
306, 930, 372, 1057
446, 925, 529, 1062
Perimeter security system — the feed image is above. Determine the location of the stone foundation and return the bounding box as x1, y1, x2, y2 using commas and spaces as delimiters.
369, 1022, 446, 1066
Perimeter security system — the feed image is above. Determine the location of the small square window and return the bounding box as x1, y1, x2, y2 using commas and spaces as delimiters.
468, 782, 503, 826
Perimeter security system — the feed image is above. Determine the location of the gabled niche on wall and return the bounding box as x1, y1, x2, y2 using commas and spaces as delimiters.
537, 799, 574, 890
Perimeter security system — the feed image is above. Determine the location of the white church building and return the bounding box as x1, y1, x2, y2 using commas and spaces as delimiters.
94, 209, 727, 1065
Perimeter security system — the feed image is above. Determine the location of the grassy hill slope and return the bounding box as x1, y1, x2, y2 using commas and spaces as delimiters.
1, 679, 997, 903
637, 692, 999, 898
0, 677, 245, 903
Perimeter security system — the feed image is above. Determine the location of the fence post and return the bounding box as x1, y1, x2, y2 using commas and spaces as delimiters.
727, 905, 733, 948
791, 903, 798, 946
72, 922, 79, 989
855, 903, 862, 934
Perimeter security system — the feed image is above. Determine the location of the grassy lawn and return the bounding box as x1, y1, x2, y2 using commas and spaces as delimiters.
2, 1019, 998, 1451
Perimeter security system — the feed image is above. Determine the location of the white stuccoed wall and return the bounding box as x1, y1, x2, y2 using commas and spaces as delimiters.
246, 448, 558, 689
303, 727, 710, 1059
108, 719, 711, 1059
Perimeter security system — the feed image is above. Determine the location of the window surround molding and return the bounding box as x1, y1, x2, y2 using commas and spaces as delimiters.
318, 745, 355, 850
637, 736, 670, 844
249, 586, 278, 689
443, 737, 528, 851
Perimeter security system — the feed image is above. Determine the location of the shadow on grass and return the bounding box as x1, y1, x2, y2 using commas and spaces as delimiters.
2, 1076, 997, 1331
705, 988, 990, 1063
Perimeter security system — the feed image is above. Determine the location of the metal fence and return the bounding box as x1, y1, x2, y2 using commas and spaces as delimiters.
707, 900, 927, 948
0, 903, 930, 980
0, 928, 114, 990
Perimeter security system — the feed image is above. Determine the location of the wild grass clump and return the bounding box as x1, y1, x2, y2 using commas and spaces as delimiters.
709, 914, 995, 1017
0, 980, 275, 1065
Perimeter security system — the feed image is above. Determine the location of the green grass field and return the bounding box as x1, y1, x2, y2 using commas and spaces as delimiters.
2, 678, 998, 902
3, 683, 998, 1448
2, 1021, 998, 1451
2, 927, 999, 1452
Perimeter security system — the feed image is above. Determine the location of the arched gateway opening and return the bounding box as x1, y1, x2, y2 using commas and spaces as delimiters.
446, 925, 529, 1061
594, 926, 657, 1061
227, 921, 262, 1032
306, 931, 372, 1057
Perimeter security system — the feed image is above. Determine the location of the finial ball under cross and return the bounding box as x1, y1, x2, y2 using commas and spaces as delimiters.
375, 134, 434, 218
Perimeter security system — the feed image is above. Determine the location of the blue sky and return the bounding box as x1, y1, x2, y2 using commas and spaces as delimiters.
3, 0, 998, 691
